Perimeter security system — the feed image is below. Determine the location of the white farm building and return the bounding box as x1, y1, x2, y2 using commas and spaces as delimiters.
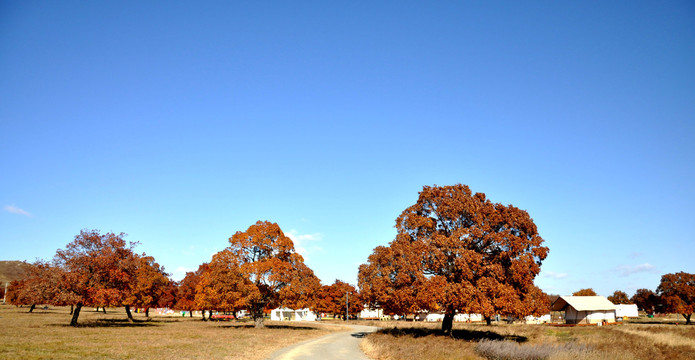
360, 307, 383, 320
551, 296, 616, 325
615, 304, 639, 318
270, 308, 317, 321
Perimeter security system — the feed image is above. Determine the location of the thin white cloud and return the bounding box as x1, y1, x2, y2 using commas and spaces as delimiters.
543, 271, 569, 280
3, 205, 32, 217
286, 229, 323, 258
171, 266, 193, 281
617, 263, 656, 277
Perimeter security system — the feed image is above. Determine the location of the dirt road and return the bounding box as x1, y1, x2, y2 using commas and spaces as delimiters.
267, 324, 377, 360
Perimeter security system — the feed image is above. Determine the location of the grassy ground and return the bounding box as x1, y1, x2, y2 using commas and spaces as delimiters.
0, 304, 336, 360
358, 319, 695, 360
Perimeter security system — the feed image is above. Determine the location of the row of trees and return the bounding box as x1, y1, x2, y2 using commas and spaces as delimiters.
4, 185, 556, 333
7, 223, 359, 328
174, 221, 359, 328
7, 230, 174, 325
7, 184, 693, 330
601, 273, 694, 325
568, 274, 695, 325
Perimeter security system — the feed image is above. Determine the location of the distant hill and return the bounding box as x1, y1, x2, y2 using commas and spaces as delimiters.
0, 261, 32, 284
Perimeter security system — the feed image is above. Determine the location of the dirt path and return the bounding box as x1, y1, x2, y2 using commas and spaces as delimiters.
267, 324, 378, 360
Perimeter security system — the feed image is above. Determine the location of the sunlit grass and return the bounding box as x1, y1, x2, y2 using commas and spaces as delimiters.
0, 304, 335, 360
359, 320, 695, 360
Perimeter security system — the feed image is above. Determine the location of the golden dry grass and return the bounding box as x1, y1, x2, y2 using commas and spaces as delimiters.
0, 304, 336, 359
614, 327, 695, 349
359, 321, 695, 360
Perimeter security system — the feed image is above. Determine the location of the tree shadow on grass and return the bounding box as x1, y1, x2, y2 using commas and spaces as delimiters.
52, 319, 162, 328
216, 323, 322, 331
377, 327, 527, 343
629, 320, 691, 326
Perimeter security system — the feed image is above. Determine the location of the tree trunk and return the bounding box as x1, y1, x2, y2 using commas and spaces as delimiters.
70, 305, 74, 315
102, 307, 106, 314
125, 305, 134, 322
145, 307, 149, 318
253, 307, 265, 328
202, 309, 207, 321
70, 302, 83, 326
254, 315, 264, 328
441, 307, 454, 335
189, 310, 192, 317
685, 314, 691, 325
28, 304, 36, 313
485, 316, 492, 325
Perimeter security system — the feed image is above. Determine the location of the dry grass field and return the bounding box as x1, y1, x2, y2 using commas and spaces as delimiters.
0, 304, 336, 360
359, 319, 695, 360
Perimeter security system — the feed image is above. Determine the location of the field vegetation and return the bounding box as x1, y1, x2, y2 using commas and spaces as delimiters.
359, 319, 695, 360
0, 304, 336, 360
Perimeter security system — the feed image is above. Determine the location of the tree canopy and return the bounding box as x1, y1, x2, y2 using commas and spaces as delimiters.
316, 280, 362, 318
359, 184, 549, 333
123, 255, 170, 319
204, 221, 321, 328
607, 290, 630, 305
631, 288, 658, 315
175, 263, 208, 318
657, 272, 695, 325
572, 288, 597, 296
52, 230, 140, 325
195, 251, 248, 318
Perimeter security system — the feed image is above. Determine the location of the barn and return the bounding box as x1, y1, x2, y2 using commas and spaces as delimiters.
550, 296, 616, 325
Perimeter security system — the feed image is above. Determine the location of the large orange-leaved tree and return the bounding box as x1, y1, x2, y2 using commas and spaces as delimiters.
53, 229, 139, 326
359, 184, 549, 334
657, 272, 695, 324
122, 255, 170, 319
209, 221, 321, 328
195, 251, 248, 320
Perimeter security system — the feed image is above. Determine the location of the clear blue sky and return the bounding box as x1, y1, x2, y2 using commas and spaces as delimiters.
1, 1, 693, 297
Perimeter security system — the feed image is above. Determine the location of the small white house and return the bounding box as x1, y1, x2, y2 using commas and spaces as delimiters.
615, 304, 639, 318
525, 314, 551, 324
360, 307, 383, 320
426, 313, 445, 322
551, 296, 616, 325
454, 313, 483, 322
270, 308, 317, 321
425, 313, 483, 322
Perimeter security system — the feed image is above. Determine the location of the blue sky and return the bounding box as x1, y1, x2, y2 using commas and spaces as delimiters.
1, 1, 693, 298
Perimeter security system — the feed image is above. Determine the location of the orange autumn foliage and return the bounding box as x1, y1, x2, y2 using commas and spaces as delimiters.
203, 221, 321, 328
122, 255, 170, 315
175, 263, 208, 316
572, 288, 597, 296
607, 290, 630, 305
53, 230, 139, 326
315, 280, 362, 317
631, 288, 658, 315
657, 272, 695, 325
195, 251, 248, 315
359, 184, 549, 333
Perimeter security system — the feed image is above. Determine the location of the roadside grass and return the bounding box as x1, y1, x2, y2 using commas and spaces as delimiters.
0, 304, 335, 360
360, 321, 695, 360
